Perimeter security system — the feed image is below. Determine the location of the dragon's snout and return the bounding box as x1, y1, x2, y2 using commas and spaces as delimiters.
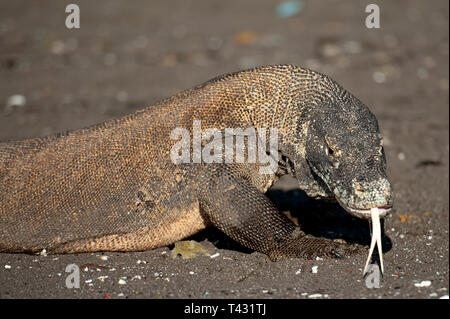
336, 177, 393, 219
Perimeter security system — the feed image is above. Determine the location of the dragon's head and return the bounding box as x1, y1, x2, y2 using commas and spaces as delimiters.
290, 92, 393, 220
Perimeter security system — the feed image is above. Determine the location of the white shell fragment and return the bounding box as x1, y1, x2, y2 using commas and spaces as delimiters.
6, 94, 26, 109
414, 280, 431, 288
363, 208, 384, 275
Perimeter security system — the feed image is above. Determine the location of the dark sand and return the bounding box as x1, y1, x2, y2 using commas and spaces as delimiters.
0, 0, 448, 299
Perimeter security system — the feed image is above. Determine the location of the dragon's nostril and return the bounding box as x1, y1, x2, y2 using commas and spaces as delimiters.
355, 186, 365, 193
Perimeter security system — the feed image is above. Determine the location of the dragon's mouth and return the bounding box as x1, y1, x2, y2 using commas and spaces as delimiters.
342, 205, 392, 219
306, 165, 393, 219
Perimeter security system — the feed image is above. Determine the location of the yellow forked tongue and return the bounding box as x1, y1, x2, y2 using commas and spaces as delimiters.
363, 207, 384, 276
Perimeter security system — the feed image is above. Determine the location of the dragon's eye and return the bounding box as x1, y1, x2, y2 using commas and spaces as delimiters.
324, 136, 339, 157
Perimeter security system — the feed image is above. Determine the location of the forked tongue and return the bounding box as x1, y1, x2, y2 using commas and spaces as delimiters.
363, 207, 384, 276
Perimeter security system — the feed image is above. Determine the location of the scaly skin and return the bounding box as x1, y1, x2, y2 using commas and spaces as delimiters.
0, 65, 393, 260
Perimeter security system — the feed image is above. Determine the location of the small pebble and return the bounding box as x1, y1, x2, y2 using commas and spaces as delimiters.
440, 295, 449, 299
99, 256, 108, 261
51, 40, 65, 55
312, 266, 318, 274
343, 41, 362, 54
373, 71, 386, 84
97, 276, 108, 282
4, 264, 11, 269
276, 1, 303, 19
210, 253, 220, 259
321, 44, 341, 58
233, 31, 259, 45
118, 279, 127, 285
414, 280, 431, 288
417, 68, 429, 79
308, 293, 323, 298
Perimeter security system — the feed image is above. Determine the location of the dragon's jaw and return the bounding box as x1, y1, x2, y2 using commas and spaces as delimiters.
341, 204, 391, 219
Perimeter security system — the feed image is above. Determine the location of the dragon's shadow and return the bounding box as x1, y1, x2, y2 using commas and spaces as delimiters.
189, 188, 392, 256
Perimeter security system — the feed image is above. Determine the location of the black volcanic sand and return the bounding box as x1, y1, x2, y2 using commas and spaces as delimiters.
0, 0, 448, 299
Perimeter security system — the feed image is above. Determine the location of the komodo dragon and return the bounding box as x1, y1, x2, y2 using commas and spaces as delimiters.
0, 65, 393, 268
